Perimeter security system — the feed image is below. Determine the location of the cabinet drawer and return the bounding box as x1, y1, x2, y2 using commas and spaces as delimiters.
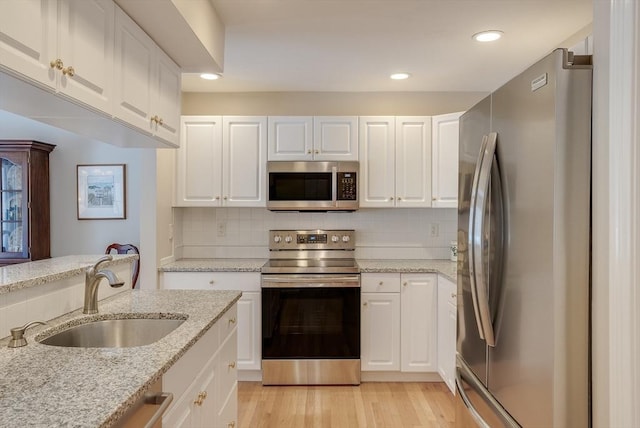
218, 304, 238, 345
217, 329, 238, 412
217, 381, 238, 428
361, 273, 401, 293
162, 272, 260, 291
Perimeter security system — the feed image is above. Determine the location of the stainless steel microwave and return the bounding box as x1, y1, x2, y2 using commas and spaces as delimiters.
267, 161, 359, 211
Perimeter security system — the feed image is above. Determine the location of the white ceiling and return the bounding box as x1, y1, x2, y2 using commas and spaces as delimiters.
181, 0, 592, 93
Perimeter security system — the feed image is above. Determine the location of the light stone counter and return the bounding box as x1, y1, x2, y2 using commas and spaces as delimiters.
0, 254, 138, 295
160, 258, 266, 272
0, 289, 241, 428
159, 258, 457, 282
357, 259, 458, 282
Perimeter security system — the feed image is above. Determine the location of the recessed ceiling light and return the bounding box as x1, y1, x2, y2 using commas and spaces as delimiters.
200, 73, 222, 80
472, 30, 503, 42
390, 72, 411, 80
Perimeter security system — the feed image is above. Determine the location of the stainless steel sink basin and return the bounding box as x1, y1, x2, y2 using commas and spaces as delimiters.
38, 317, 186, 348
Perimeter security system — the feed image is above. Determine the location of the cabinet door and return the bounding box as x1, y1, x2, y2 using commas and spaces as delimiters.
0, 152, 29, 260
358, 117, 396, 207
432, 112, 463, 208
313, 116, 358, 161
222, 116, 267, 207
395, 117, 432, 207
152, 49, 181, 146
56, 0, 113, 113
176, 116, 223, 206
400, 273, 437, 372
437, 276, 457, 393
237, 292, 261, 370
0, 0, 56, 89
113, 7, 155, 133
361, 292, 401, 371
267, 116, 313, 161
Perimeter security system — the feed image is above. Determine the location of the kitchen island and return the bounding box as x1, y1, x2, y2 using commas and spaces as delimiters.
0, 288, 241, 427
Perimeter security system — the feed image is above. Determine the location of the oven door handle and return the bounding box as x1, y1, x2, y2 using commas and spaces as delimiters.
261, 275, 361, 288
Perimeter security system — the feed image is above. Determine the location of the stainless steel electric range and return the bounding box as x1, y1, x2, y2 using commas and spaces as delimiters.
261, 229, 360, 385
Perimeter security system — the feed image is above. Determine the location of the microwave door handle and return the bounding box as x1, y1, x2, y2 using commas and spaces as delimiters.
332, 166, 338, 206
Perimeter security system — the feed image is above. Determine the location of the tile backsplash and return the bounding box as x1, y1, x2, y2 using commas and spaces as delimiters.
175, 207, 457, 260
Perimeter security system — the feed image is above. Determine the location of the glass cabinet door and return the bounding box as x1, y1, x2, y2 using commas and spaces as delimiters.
0, 154, 27, 258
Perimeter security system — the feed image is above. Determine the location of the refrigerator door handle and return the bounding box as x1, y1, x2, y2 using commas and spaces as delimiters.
472, 132, 498, 346
468, 135, 489, 341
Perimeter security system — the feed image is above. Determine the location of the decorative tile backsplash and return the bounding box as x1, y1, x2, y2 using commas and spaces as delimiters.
175, 207, 457, 260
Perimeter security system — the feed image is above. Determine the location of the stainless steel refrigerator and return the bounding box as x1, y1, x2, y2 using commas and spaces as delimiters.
455, 48, 592, 428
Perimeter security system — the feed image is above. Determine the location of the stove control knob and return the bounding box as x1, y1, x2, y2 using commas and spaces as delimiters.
331, 235, 340, 243
273, 235, 282, 243
284, 235, 293, 243
342, 235, 351, 243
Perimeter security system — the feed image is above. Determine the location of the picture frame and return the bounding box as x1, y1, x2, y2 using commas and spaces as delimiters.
77, 164, 126, 220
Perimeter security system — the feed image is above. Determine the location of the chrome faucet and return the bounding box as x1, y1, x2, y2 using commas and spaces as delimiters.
83, 255, 125, 314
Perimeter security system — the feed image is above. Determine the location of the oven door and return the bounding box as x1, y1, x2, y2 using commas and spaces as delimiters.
261, 274, 361, 385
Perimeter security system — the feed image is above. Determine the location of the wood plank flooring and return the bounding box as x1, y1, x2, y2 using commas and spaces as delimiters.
238, 381, 455, 428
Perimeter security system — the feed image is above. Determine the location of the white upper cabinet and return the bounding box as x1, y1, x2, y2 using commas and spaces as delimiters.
268, 116, 313, 160
396, 117, 433, 207
359, 117, 396, 207
268, 116, 358, 161
0, 0, 114, 113
359, 116, 432, 207
223, 116, 267, 206
114, 6, 181, 146
176, 116, 223, 206
432, 112, 463, 208
313, 116, 358, 160
0, 0, 57, 89
175, 116, 267, 207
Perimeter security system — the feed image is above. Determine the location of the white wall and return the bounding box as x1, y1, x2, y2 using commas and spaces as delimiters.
0, 110, 153, 270
174, 207, 456, 260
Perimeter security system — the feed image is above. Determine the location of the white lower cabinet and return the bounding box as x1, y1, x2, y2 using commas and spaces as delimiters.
361, 277, 401, 371
361, 272, 455, 391
400, 274, 438, 372
361, 273, 438, 374
437, 275, 457, 393
163, 304, 238, 428
162, 272, 261, 372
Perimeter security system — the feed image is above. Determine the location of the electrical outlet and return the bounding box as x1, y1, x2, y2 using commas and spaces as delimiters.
429, 223, 439, 238
217, 222, 226, 237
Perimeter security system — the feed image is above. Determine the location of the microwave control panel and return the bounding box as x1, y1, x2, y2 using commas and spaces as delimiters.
337, 172, 357, 200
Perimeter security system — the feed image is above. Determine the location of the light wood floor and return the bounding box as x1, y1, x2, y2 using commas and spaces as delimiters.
238, 381, 455, 428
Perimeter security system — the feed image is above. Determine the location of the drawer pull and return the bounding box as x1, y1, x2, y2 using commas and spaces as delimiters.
228, 317, 236, 325
451, 293, 457, 299
228, 361, 236, 369
209, 280, 215, 285
378, 281, 383, 286
363, 302, 368, 307
228, 422, 236, 428
193, 391, 207, 406
403, 282, 408, 287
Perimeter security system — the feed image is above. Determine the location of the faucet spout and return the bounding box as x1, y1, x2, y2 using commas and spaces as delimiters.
83, 255, 125, 314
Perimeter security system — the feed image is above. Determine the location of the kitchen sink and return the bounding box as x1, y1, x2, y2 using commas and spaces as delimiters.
38, 316, 187, 348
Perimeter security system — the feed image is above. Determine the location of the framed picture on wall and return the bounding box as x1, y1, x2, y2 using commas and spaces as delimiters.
77, 164, 126, 220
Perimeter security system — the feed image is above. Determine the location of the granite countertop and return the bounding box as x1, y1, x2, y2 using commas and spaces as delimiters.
160, 258, 266, 272
160, 258, 457, 282
0, 255, 138, 295
357, 259, 458, 282
0, 289, 241, 428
